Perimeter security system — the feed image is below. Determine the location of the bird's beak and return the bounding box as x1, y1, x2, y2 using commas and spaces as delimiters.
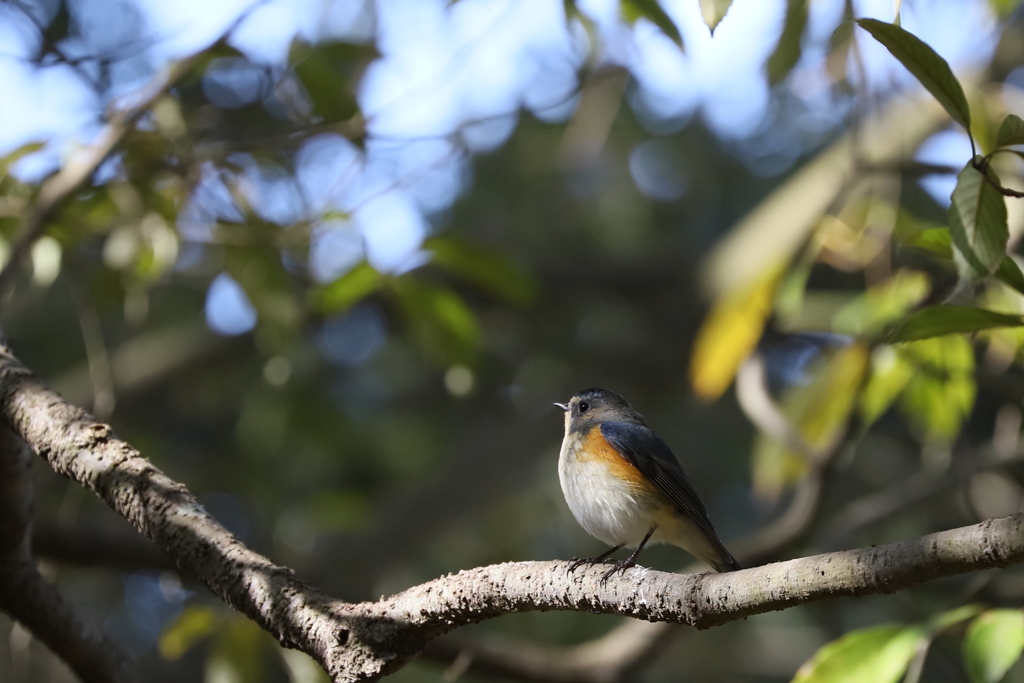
554, 402, 568, 412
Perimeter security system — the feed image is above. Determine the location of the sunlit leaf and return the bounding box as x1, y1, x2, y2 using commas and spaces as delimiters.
793, 624, 926, 683
949, 159, 1009, 277
425, 236, 538, 307
698, 0, 732, 34
996, 114, 1024, 148
206, 618, 267, 683
887, 306, 1024, 342
989, 0, 1024, 18
930, 604, 983, 633
752, 432, 807, 503
159, 605, 218, 660
898, 335, 976, 443
964, 609, 1024, 683
978, 276, 1024, 367
792, 343, 870, 450
997, 256, 1024, 296
856, 19, 971, 132
0, 142, 45, 180
897, 222, 1024, 295
690, 264, 784, 401
621, 0, 683, 48
754, 343, 869, 501
309, 262, 383, 313
860, 345, 914, 428
833, 270, 930, 337
767, 0, 809, 85
901, 225, 953, 258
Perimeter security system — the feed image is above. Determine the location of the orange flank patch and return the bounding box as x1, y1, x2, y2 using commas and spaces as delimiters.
581, 427, 647, 488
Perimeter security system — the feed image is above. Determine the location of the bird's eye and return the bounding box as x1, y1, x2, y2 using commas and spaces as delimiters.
577, 401, 590, 414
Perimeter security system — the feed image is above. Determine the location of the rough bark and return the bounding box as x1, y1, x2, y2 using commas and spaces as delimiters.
4, 344, 1024, 681
0, 420, 132, 683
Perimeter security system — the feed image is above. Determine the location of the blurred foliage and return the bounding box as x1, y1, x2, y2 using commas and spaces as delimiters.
2, 1, 1024, 683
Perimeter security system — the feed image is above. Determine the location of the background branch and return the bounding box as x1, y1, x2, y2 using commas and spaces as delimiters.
0, 1, 267, 299
0, 419, 131, 682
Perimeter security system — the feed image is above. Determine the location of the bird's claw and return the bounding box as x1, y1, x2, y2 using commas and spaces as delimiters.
600, 558, 636, 583
567, 557, 595, 573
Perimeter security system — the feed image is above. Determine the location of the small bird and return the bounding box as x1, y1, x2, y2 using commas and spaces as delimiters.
555, 388, 740, 579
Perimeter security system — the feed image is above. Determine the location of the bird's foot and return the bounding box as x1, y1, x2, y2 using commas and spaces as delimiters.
600, 557, 637, 582
567, 556, 603, 573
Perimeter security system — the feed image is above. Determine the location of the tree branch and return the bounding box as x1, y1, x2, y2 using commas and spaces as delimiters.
0, 417, 131, 682
0, 1, 267, 298
3, 344, 1024, 681
32, 521, 172, 571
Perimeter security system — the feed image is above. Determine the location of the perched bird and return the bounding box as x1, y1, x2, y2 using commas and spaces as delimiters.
555, 388, 740, 579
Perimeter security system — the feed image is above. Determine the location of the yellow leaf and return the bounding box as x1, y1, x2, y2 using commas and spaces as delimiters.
752, 431, 808, 502
752, 343, 870, 502
690, 264, 784, 401
159, 605, 218, 661
796, 343, 870, 450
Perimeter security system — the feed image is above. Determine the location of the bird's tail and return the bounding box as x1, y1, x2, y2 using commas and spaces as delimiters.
663, 515, 743, 572
709, 546, 742, 572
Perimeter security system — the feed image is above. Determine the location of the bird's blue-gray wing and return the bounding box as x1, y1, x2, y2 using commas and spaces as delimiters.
599, 420, 736, 566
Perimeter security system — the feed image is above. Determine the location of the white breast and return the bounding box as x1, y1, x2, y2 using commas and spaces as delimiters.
558, 435, 659, 548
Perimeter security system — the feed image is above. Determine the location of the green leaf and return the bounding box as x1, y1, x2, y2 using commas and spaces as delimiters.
767, 0, 809, 85
896, 223, 1024, 296
425, 236, 538, 307
754, 344, 870, 502
159, 606, 218, 660
392, 278, 481, 364
793, 624, 926, 683
997, 256, 1024, 296
930, 604, 984, 633
897, 335, 976, 443
309, 262, 383, 313
965, 609, 1024, 683
698, 0, 733, 34
949, 159, 1009, 277
621, 0, 683, 48
833, 270, 930, 337
855, 19, 971, 132
996, 114, 1024, 148
206, 619, 267, 683
860, 345, 914, 428
887, 306, 1024, 342
989, 0, 1024, 19
289, 40, 377, 123
0, 141, 45, 179
902, 226, 953, 258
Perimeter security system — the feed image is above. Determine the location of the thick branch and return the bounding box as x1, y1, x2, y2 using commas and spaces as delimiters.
3, 344, 1024, 681
0, 421, 131, 682
385, 514, 1024, 633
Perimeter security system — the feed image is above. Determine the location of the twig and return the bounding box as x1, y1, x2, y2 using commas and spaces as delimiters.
67, 276, 116, 419
0, 0, 268, 299
972, 155, 1024, 198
